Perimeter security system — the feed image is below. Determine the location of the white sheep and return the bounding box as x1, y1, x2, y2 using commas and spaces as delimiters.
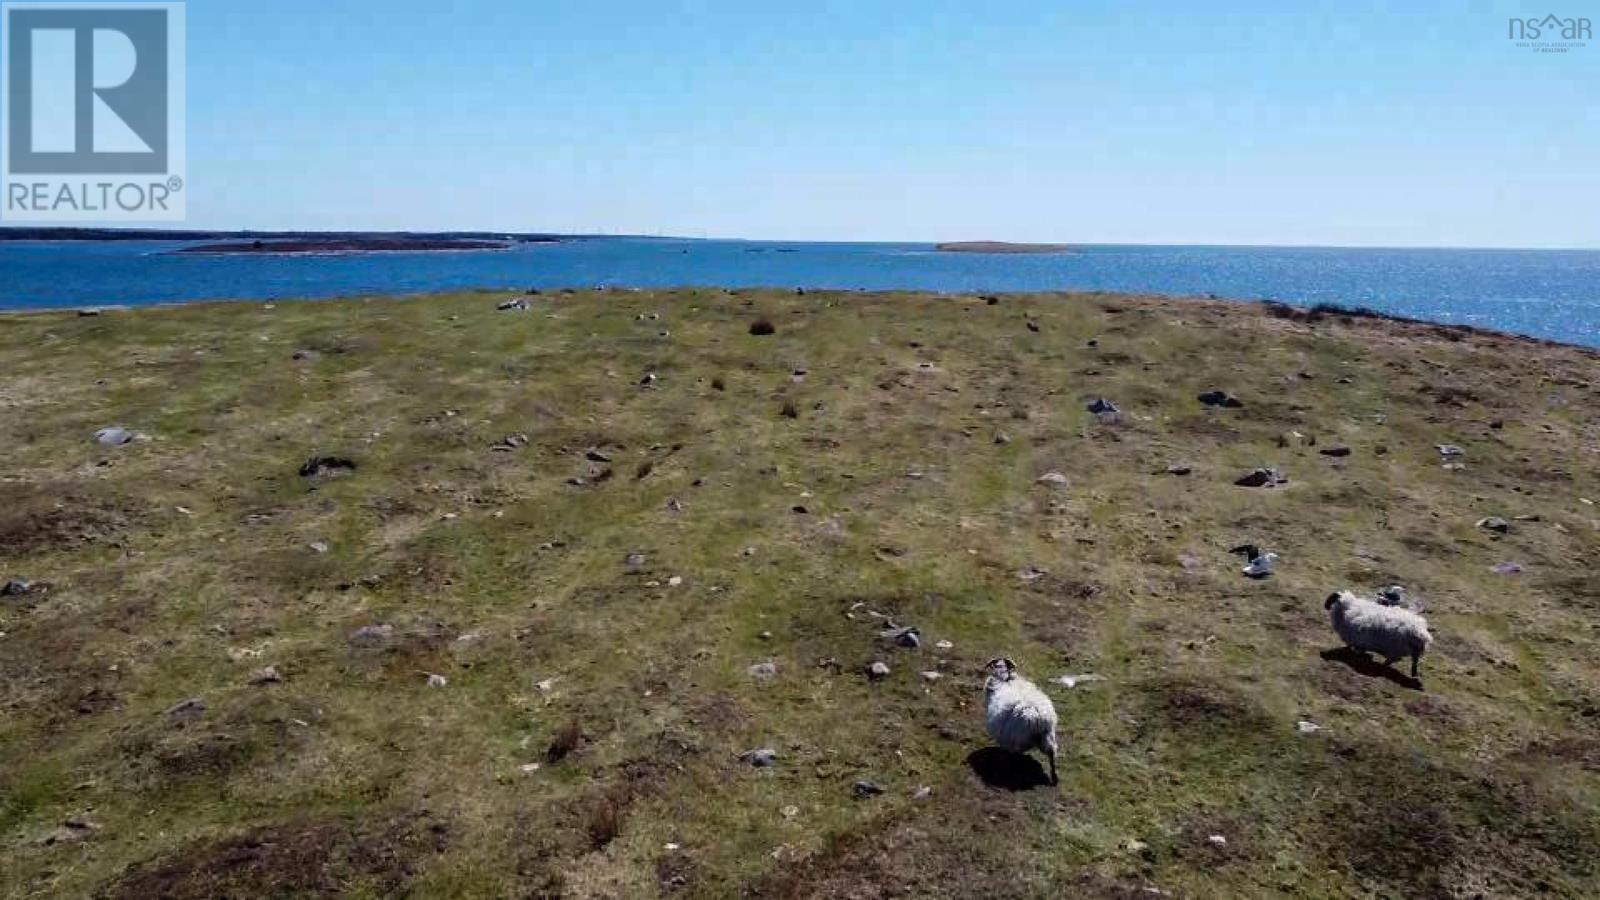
983, 658, 1060, 785
1324, 590, 1433, 679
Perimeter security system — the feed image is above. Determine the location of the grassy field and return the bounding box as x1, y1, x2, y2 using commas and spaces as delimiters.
1, 288, 1598, 898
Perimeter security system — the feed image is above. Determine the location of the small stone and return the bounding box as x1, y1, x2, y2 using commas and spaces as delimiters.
1320, 445, 1352, 458
852, 780, 886, 799
1197, 390, 1244, 408
536, 678, 556, 692
94, 426, 135, 446
497, 298, 530, 311
1491, 561, 1524, 575
1017, 565, 1048, 582
781, 805, 800, 819
1489, 419, 1505, 430
880, 626, 921, 649
748, 661, 778, 680
309, 540, 330, 554
1296, 720, 1322, 734
639, 372, 658, 386
1124, 839, 1149, 854
758, 630, 773, 640
1234, 467, 1287, 488
1436, 444, 1466, 457
625, 552, 648, 572
1477, 516, 1510, 534
2, 579, 37, 597
250, 666, 283, 686
1036, 471, 1070, 486
921, 671, 942, 682
740, 747, 778, 768
586, 448, 613, 463
866, 661, 891, 680
292, 349, 322, 362
1086, 397, 1119, 415
1208, 834, 1228, 847
299, 455, 357, 478
1166, 463, 1193, 476
519, 763, 542, 774
349, 623, 394, 647
912, 786, 933, 800
668, 576, 684, 587
1054, 673, 1107, 688
993, 431, 1012, 445
934, 640, 953, 650
427, 673, 448, 688
165, 697, 206, 720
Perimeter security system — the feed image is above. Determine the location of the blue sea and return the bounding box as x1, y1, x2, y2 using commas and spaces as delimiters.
2, 239, 1598, 348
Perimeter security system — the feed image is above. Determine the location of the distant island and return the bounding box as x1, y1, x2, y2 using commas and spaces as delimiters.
173, 238, 518, 255
935, 241, 1075, 254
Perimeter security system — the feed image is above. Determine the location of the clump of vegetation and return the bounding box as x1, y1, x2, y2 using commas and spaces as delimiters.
749, 318, 776, 336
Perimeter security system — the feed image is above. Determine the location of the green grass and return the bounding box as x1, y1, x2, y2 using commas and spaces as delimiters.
1, 288, 1598, 898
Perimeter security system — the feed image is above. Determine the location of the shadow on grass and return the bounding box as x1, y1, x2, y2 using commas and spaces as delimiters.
966, 747, 1052, 791
1321, 647, 1424, 691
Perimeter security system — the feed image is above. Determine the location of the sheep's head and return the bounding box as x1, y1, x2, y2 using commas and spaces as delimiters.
984, 658, 1017, 682
1324, 591, 1351, 610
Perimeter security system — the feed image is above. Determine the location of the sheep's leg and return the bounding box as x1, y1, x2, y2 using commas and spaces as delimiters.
1382, 655, 1400, 669
1409, 652, 1420, 679
1047, 746, 1058, 786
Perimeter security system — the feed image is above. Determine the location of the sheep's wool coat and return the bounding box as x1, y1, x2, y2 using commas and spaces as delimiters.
1329, 591, 1432, 660
985, 675, 1059, 755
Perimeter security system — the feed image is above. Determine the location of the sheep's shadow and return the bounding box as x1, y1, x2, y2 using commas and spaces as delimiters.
1320, 647, 1423, 691
966, 747, 1051, 791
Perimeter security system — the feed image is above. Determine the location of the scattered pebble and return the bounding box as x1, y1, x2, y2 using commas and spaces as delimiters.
1207, 834, 1228, 847
934, 640, 953, 650
94, 426, 136, 446
781, 805, 800, 819
1036, 471, 1070, 486
1320, 445, 1352, 458
1053, 673, 1107, 688
1491, 561, 1524, 575
586, 448, 613, 463
519, 763, 542, 774
309, 541, 330, 554
1017, 565, 1048, 582
1166, 463, 1194, 476
165, 697, 206, 720
1477, 516, 1510, 534
668, 576, 684, 587
536, 678, 556, 692
1197, 390, 1244, 408
625, 552, 647, 572
852, 780, 885, 799
748, 661, 778, 680
912, 786, 933, 800
427, 673, 448, 688
348, 624, 394, 647
880, 626, 921, 649
249, 666, 283, 686
299, 455, 357, 478
1234, 467, 1288, 488
497, 298, 530, 311
1436, 444, 1466, 457
1296, 720, 1322, 734
1086, 397, 1119, 415
866, 661, 892, 680
921, 671, 942, 682
1241, 552, 1279, 579
739, 747, 778, 768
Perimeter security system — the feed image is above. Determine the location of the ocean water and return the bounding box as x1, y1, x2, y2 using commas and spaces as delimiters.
2, 238, 1598, 348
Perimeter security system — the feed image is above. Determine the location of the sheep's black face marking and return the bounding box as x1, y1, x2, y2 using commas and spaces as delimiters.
985, 658, 1016, 681
1324, 592, 1342, 610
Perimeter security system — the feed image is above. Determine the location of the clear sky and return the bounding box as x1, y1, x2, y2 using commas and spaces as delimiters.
169, 1, 1599, 245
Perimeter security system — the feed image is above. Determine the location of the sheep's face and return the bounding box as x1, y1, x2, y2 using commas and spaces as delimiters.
1324, 591, 1349, 610
984, 658, 1016, 682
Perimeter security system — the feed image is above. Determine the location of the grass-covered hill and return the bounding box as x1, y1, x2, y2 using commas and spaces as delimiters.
2, 289, 1597, 897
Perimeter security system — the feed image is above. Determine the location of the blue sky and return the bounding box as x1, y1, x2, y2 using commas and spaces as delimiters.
173, 1, 1599, 245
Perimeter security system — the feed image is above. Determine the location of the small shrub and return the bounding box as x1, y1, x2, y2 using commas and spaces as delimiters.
749, 319, 776, 336
711, 376, 726, 391
780, 399, 798, 419
585, 795, 623, 851
546, 720, 583, 764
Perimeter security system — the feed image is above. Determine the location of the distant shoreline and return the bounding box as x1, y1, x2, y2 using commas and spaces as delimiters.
172, 238, 518, 256
935, 241, 1075, 254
